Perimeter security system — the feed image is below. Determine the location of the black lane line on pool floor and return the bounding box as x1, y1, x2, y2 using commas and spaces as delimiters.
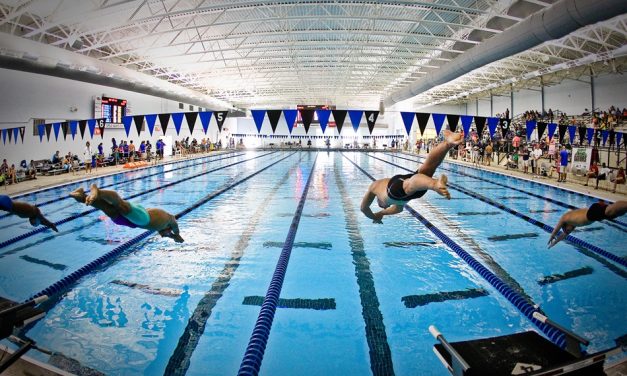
334, 162, 395, 376
386, 152, 627, 231
402, 288, 488, 308
343, 153, 567, 348
164, 154, 303, 376
25, 152, 299, 306
3, 150, 241, 212
538, 267, 594, 286
263, 241, 332, 250
238, 154, 318, 376
0, 151, 278, 251
242, 296, 336, 310
370, 153, 627, 272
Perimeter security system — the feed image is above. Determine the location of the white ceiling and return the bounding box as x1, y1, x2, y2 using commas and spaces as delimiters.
0, 0, 625, 110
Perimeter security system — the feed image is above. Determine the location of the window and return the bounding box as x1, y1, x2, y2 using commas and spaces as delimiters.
179, 102, 184, 109
32, 119, 45, 136
189, 104, 194, 111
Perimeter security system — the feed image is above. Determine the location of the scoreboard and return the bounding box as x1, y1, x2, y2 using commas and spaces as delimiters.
100, 96, 127, 124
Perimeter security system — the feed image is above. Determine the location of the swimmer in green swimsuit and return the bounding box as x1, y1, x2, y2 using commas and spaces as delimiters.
547, 200, 627, 248
360, 130, 464, 224
70, 184, 184, 243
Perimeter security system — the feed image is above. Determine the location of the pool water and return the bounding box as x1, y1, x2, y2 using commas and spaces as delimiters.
0, 151, 625, 376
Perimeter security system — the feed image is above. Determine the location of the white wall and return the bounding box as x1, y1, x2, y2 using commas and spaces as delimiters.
513, 88, 542, 116
544, 78, 591, 115
0, 68, 234, 165
492, 95, 511, 117
593, 73, 627, 112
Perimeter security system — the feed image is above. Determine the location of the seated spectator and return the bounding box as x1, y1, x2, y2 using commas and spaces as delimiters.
7, 164, 17, 184
51, 151, 61, 165
27, 160, 37, 179
1, 159, 9, 180
595, 163, 611, 190
612, 167, 625, 193
584, 162, 599, 186
62, 155, 73, 172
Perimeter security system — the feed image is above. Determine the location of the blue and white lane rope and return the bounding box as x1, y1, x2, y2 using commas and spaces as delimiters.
342, 153, 569, 348
238, 153, 318, 376
0, 151, 243, 219
26, 152, 298, 303
388, 152, 627, 229
0, 152, 277, 250
367, 153, 627, 269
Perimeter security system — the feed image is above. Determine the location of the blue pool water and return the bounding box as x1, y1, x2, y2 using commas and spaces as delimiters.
0, 151, 625, 375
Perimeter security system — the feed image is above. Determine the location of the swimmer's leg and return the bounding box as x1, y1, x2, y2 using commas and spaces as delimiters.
86, 184, 131, 214
403, 174, 450, 199
418, 130, 464, 177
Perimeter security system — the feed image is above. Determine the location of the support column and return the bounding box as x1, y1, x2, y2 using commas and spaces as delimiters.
590, 67, 595, 112
540, 77, 545, 114
490, 92, 493, 117
476, 99, 479, 116
510, 84, 514, 119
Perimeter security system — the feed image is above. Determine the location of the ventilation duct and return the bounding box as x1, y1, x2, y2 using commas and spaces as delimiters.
384, 0, 627, 107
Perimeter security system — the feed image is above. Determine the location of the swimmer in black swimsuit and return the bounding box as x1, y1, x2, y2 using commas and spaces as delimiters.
361, 130, 464, 223
547, 200, 627, 248
0, 194, 58, 232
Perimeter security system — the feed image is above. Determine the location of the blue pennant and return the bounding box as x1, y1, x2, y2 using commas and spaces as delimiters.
38, 124, 45, 142
283, 109, 298, 134
172, 113, 184, 135
348, 110, 363, 132
317, 109, 331, 133
487, 117, 499, 138
568, 126, 577, 144
69, 121, 78, 140
199, 111, 213, 134
525, 120, 536, 141
616, 132, 623, 148
251, 110, 266, 133
586, 128, 594, 144
547, 123, 557, 140
53, 122, 61, 141
13, 128, 19, 144
122, 116, 133, 137
1, 129, 6, 144
601, 130, 609, 146
432, 113, 446, 135
400, 112, 415, 135
460, 115, 473, 136
145, 114, 157, 136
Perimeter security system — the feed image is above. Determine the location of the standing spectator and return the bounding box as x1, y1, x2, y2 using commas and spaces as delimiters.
521, 147, 530, 174
97, 142, 104, 159
128, 141, 136, 162
484, 142, 493, 166
558, 146, 569, 182
139, 141, 146, 160
532, 144, 543, 176
83, 141, 93, 174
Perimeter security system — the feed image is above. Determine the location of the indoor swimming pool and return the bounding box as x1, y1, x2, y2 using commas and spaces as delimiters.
0, 150, 625, 376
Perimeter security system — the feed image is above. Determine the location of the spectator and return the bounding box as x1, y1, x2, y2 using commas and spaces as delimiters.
51, 151, 61, 165
584, 161, 599, 186
558, 146, 569, 182
7, 164, 17, 185
27, 160, 37, 179
128, 140, 136, 162
521, 147, 530, 173
139, 141, 146, 160
596, 163, 610, 190
532, 144, 543, 176
84, 141, 93, 174
612, 167, 625, 193
97, 142, 104, 159
484, 142, 493, 166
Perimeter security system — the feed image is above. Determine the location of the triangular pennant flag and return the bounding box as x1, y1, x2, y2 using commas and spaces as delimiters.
487, 117, 499, 138
364, 111, 379, 134
416, 113, 430, 136
69, 121, 78, 140
283, 109, 298, 134
525, 120, 537, 141
251, 110, 266, 133
348, 110, 363, 132
133, 115, 145, 136
558, 124, 567, 144
12, 128, 18, 144
1, 128, 6, 144
8, 128, 13, 143
38, 124, 45, 142
586, 128, 594, 145
576, 126, 585, 144
158, 114, 171, 134
53, 122, 61, 141
145, 114, 157, 136
87, 119, 96, 138
184, 112, 198, 134
122, 116, 133, 137
213, 111, 228, 132
97, 118, 106, 138
601, 130, 609, 146
317, 109, 331, 134
61, 121, 69, 140
332, 110, 347, 134
446, 114, 460, 132
617, 132, 623, 148
78, 121, 86, 139
432, 113, 446, 135
400, 112, 415, 135
547, 123, 557, 140
267, 110, 282, 133
19, 126, 25, 143
198, 111, 212, 134
460, 115, 473, 136
537, 122, 547, 140
474, 116, 486, 137
172, 113, 184, 135
301, 109, 315, 134
45, 123, 52, 141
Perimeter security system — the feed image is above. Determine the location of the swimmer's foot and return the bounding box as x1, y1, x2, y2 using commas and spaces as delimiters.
85, 184, 99, 205
434, 175, 450, 199
69, 187, 86, 203
444, 130, 464, 147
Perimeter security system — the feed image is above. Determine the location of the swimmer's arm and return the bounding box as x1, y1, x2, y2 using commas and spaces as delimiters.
377, 205, 404, 217
605, 200, 627, 219
360, 188, 377, 221
547, 217, 568, 249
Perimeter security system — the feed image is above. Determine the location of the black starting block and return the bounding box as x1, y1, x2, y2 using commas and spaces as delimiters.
0, 295, 48, 373
430, 312, 624, 376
